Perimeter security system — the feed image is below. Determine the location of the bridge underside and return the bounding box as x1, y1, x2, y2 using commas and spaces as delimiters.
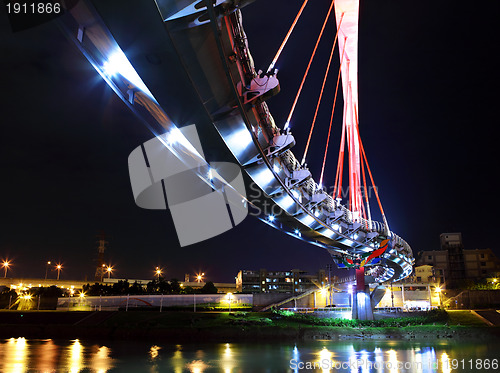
60, 0, 414, 288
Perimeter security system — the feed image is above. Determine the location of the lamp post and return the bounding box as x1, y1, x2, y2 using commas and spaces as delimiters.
2, 260, 11, 278
435, 286, 442, 307
226, 292, 233, 312
45, 261, 51, 280
196, 272, 205, 283
56, 264, 62, 280
106, 266, 113, 279
391, 281, 395, 308
155, 267, 162, 280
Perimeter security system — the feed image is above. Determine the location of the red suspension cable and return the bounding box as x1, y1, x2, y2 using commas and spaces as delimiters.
333, 101, 347, 200
357, 128, 389, 231
333, 42, 349, 200
301, 12, 344, 165
319, 39, 346, 187
267, 0, 310, 72
360, 139, 372, 225
284, 0, 336, 130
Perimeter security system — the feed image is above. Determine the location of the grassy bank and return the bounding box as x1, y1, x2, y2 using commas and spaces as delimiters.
0, 309, 498, 342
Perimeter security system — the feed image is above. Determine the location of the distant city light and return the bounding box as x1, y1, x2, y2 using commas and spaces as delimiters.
225, 292, 234, 312
106, 265, 114, 279
196, 272, 205, 283
155, 266, 163, 279
55, 263, 63, 281
2, 260, 11, 278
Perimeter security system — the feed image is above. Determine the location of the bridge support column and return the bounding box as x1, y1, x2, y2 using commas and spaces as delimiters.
351, 268, 374, 320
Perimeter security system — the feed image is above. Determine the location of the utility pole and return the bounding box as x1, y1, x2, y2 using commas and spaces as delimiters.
94, 232, 108, 282
326, 264, 333, 307
391, 281, 395, 308
45, 261, 51, 280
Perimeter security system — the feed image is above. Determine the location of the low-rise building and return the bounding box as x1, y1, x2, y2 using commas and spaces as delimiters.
413, 264, 445, 285
236, 268, 326, 294
416, 233, 500, 287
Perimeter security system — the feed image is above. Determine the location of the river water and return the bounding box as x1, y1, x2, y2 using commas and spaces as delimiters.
0, 338, 498, 372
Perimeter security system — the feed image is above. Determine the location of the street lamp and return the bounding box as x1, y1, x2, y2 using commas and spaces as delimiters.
155, 267, 163, 280
435, 286, 442, 307
55, 264, 62, 280
226, 292, 234, 312
2, 260, 11, 278
106, 265, 113, 279
45, 261, 51, 280
195, 272, 205, 283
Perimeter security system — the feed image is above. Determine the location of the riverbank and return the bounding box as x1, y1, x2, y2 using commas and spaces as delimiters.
0, 310, 498, 342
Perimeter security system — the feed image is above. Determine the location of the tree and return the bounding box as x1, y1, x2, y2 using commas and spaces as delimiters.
112, 280, 130, 295
170, 278, 181, 294
146, 277, 171, 294
83, 283, 111, 296
181, 285, 195, 294
200, 281, 218, 294
129, 281, 144, 294
0, 288, 17, 309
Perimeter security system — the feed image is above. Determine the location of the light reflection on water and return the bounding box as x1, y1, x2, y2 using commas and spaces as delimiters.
0, 338, 116, 372
0, 337, 497, 372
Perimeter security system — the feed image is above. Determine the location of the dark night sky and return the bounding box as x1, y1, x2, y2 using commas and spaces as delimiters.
0, 1, 498, 282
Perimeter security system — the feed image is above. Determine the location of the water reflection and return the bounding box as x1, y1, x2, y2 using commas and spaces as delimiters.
11, 337, 27, 373
0, 338, 114, 373
149, 345, 161, 360
67, 339, 83, 373
34, 339, 57, 372
221, 343, 234, 373
441, 352, 451, 373
91, 345, 113, 373
0, 338, 498, 372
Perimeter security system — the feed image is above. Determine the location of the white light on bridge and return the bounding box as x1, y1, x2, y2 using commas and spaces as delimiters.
103, 51, 153, 96
299, 214, 315, 227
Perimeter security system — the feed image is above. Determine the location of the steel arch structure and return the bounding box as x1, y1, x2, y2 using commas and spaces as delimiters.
59, 0, 414, 283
